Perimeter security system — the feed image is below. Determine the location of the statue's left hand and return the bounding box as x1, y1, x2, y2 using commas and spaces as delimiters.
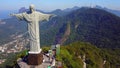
51, 14, 57, 17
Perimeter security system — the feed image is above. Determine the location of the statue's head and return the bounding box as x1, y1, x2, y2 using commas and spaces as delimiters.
29, 4, 35, 13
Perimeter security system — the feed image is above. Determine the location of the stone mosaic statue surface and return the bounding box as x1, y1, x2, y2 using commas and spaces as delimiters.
11, 4, 55, 54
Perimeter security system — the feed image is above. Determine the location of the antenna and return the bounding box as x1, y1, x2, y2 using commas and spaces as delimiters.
89, 0, 93, 8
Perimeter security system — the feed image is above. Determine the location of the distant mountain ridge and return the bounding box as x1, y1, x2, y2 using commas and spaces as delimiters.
18, 6, 80, 16
94, 5, 120, 17
18, 5, 120, 17
1, 5, 120, 19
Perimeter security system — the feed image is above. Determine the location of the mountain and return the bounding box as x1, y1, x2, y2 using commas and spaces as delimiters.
40, 7, 120, 48
63, 8, 120, 48
19, 7, 28, 13
104, 8, 120, 17
94, 5, 120, 17
63, 6, 80, 12
0, 7, 120, 48
49, 9, 67, 16
49, 6, 80, 16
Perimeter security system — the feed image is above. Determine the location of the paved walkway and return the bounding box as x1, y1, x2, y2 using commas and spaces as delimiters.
17, 55, 51, 68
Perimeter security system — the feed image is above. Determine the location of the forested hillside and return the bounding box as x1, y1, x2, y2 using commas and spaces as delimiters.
1, 41, 120, 68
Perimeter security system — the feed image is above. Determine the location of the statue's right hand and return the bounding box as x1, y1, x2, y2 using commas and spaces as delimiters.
10, 14, 15, 16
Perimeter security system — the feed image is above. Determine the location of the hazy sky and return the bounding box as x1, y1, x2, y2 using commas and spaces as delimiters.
0, 0, 120, 11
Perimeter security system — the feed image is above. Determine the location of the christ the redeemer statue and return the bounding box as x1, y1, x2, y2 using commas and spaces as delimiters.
11, 4, 55, 54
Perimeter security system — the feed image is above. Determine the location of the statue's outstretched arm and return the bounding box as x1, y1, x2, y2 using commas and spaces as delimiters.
46, 14, 56, 21
39, 13, 56, 22
10, 13, 21, 17
10, 13, 24, 20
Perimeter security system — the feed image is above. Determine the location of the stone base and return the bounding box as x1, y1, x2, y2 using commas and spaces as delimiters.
27, 52, 43, 65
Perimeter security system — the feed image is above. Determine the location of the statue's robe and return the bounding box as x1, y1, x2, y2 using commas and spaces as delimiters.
15, 11, 52, 53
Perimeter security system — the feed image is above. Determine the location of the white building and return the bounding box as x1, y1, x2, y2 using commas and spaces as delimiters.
0, 46, 2, 50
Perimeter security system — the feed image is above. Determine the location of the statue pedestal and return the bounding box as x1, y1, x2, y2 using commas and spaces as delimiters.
27, 52, 43, 65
